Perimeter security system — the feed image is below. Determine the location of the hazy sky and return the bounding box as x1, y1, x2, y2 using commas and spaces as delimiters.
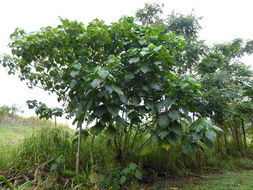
1, 0, 253, 124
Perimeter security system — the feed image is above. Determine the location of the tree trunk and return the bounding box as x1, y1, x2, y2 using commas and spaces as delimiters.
90, 134, 95, 167
217, 135, 221, 154
75, 121, 83, 173
241, 119, 247, 154
223, 133, 228, 154
54, 116, 57, 127
234, 121, 243, 157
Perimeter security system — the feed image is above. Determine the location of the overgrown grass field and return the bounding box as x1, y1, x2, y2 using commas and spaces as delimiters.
1, 121, 253, 189
0, 124, 34, 143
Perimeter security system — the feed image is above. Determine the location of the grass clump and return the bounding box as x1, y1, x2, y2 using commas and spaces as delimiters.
7, 126, 75, 174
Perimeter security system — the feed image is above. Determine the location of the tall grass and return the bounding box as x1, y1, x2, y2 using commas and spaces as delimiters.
6, 126, 75, 173
0, 141, 14, 169
1, 123, 253, 189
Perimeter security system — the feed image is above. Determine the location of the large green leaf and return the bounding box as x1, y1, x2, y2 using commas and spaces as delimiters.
170, 121, 182, 135
205, 131, 217, 141
129, 57, 140, 64
202, 139, 214, 149
145, 100, 155, 111
70, 71, 79, 78
140, 66, 151, 73
90, 122, 105, 135
158, 113, 170, 128
72, 63, 82, 70
165, 132, 179, 145
149, 82, 161, 90
119, 176, 127, 185
69, 80, 78, 89
168, 110, 180, 122
140, 145, 153, 156
130, 97, 141, 106
93, 105, 107, 117
124, 73, 135, 82
135, 170, 143, 180
160, 142, 171, 151
116, 116, 126, 128
156, 98, 174, 111
112, 85, 123, 95
129, 162, 138, 170
119, 94, 127, 103
104, 84, 113, 94
122, 168, 131, 175
98, 69, 109, 79
90, 79, 101, 88
189, 132, 202, 141
107, 104, 120, 117
158, 130, 169, 139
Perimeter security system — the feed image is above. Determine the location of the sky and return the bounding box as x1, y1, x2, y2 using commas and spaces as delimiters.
1, 0, 253, 126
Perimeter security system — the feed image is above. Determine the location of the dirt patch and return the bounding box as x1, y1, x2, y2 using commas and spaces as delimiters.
140, 168, 224, 189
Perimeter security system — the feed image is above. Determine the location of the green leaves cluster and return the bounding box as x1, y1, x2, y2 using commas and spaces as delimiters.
0, 9, 231, 165
26, 100, 63, 120
120, 162, 143, 189
182, 118, 222, 153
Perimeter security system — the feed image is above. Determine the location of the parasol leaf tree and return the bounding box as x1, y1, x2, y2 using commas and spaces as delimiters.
1, 16, 220, 172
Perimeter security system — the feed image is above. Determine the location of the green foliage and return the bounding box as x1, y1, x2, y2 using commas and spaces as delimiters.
135, 3, 164, 27
97, 167, 121, 190
26, 100, 63, 120
136, 4, 206, 74
120, 162, 143, 189
0, 14, 217, 171
0, 105, 23, 124
182, 118, 223, 153
166, 12, 202, 38
0, 105, 21, 117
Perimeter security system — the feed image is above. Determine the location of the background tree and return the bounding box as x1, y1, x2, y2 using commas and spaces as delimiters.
197, 39, 253, 156
136, 3, 253, 158
136, 5, 206, 74
135, 3, 164, 28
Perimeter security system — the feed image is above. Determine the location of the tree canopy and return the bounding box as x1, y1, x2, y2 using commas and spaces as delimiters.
1, 3, 253, 174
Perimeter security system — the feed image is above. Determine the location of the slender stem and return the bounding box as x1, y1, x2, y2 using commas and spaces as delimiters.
90, 119, 98, 167
133, 136, 151, 154
114, 136, 119, 150
223, 132, 228, 154
123, 125, 132, 157
232, 119, 242, 156
130, 125, 140, 153
75, 121, 83, 173
54, 116, 57, 127
90, 134, 96, 167
241, 119, 247, 155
